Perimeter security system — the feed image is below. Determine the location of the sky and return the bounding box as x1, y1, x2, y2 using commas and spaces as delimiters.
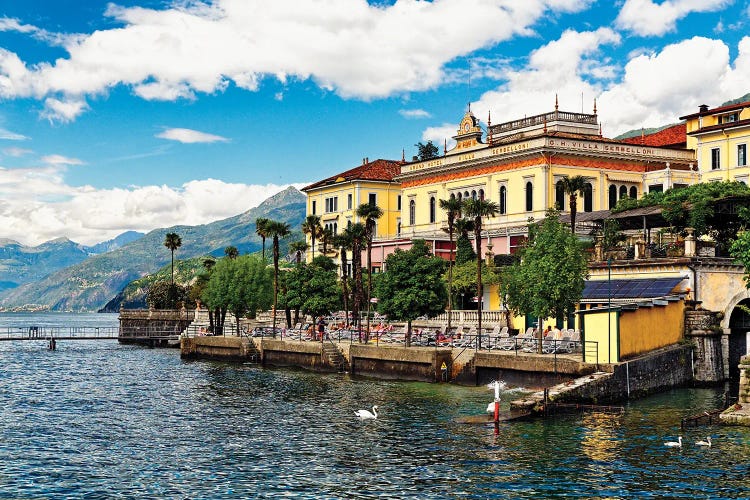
0, 0, 749, 246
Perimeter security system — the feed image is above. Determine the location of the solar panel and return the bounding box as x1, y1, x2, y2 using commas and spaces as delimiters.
582, 277, 684, 300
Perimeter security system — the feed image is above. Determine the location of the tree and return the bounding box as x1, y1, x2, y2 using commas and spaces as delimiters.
439, 197, 463, 330
289, 240, 309, 265
163, 232, 182, 285
255, 217, 270, 261
454, 218, 475, 264
345, 222, 366, 335
415, 141, 440, 161
375, 240, 447, 347
502, 209, 589, 351
462, 198, 499, 346
332, 232, 352, 324
447, 260, 500, 308
560, 175, 588, 234
320, 227, 334, 255
224, 246, 239, 259
356, 202, 384, 339
147, 281, 189, 309
265, 220, 291, 336
302, 215, 323, 261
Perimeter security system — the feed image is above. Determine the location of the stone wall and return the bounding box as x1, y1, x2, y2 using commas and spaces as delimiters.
552, 345, 692, 404
684, 309, 725, 383
119, 307, 194, 345
181, 336, 257, 361
349, 345, 452, 382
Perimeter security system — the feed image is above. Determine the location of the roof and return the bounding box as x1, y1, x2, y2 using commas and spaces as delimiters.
582, 277, 685, 300
679, 100, 750, 120
687, 118, 750, 136
620, 124, 686, 148
302, 159, 403, 192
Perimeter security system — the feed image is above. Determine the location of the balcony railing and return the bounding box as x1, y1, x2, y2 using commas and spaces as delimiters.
489, 110, 598, 134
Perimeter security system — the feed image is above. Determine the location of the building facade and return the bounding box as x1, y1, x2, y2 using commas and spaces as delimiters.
680, 100, 750, 183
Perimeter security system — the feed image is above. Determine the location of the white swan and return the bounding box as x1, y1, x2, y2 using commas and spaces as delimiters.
696, 436, 712, 447
355, 405, 378, 420
664, 436, 682, 448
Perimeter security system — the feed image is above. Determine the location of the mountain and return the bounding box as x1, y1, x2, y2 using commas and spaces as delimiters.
0, 187, 306, 312
0, 231, 145, 292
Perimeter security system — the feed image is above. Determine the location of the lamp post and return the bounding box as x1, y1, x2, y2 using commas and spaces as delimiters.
607, 257, 612, 364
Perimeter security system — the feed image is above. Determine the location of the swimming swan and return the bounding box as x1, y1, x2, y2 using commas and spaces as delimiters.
695, 437, 712, 447
355, 405, 378, 420
664, 436, 682, 448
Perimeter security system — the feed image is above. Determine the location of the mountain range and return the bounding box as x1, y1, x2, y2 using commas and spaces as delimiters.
0, 231, 144, 292
0, 186, 306, 312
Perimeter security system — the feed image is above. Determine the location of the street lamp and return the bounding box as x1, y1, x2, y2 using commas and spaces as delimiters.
607, 257, 612, 364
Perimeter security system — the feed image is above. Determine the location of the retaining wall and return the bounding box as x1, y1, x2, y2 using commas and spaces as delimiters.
349, 345, 452, 382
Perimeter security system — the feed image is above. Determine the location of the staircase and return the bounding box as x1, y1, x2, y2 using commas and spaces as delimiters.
452, 348, 477, 384
322, 340, 349, 373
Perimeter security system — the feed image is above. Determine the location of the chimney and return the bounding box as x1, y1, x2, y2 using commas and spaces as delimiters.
699, 104, 709, 113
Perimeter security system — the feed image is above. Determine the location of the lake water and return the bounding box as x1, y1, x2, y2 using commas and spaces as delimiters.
1, 313, 749, 498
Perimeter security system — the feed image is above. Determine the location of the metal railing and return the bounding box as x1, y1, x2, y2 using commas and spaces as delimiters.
0, 326, 182, 341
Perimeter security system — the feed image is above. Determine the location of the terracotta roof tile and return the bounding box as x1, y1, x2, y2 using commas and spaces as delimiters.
620, 124, 686, 148
302, 159, 403, 191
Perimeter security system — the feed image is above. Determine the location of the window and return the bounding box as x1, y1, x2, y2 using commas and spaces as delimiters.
711, 148, 721, 170
368, 193, 377, 206
397, 220, 401, 235
409, 200, 416, 225
429, 196, 436, 223
555, 181, 565, 210
312, 200, 317, 215
347, 193, 353, 209
499, 186, 507, 214
478, 189, 485, 201
324, 222, 338, 234
397, 195, 402, 210
722, 112, 739, 124
525, 182, 533, 211
608, 185, 617, 209
629, 186, 637, 199
619, 185, 627, 200
583, 183, 593, 212
649, 184, 664, 194
471, 190, 477, 200
324, 196, 338, 213
739, 144, 747, 167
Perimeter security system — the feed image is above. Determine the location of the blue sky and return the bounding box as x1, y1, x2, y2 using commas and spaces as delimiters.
0, 0, 748, 245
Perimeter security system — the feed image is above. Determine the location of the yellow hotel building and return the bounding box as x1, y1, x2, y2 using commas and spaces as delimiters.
680, 100, 750, 183
301, 158, 403, 268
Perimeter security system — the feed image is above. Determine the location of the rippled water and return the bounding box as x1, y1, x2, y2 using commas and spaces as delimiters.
0, 313, 748, 498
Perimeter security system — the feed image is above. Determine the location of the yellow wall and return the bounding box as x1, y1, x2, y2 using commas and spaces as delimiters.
684, 105, 750, 182
582, 309, 618, 364
619, 301, 684, 358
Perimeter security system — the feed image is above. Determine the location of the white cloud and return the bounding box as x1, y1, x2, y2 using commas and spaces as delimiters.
421, 126, 455, 152
616, 0, 732, 37
2, 147, 32, 157
0, 162, 305, 245
155, 127, 229, 144
469, 28, 619, 130
0, 128, 28, 140
399, 109, 431, 119
0, 0, 594, 116
41, 154, 84, 166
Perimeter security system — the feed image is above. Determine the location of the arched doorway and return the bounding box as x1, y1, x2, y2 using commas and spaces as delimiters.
728, 300, 750, 396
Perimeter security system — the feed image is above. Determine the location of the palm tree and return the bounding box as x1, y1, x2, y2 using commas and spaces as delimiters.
560, 175, 588, 234
346, 222, 366, 338
289, 240, 309, 265
224, 246, 239, 259
163, 232, 182, 285
302, 215, 322, 261
255, 217, 270, 261
320, 227, 334, 255
265, 220, 291, 337
462, 198, 499, 347
439, 197, 463, 330
356, 202, 383, 339
454, 217, 474, 239
332, 232, 352, 326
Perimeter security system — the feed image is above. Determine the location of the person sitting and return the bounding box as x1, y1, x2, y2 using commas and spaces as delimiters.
552, 326, 562, 340
543, 325, 552, 338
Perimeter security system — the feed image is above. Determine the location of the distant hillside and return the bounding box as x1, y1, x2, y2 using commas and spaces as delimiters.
98, 256, 210, 312
0, 186, 305, 312
721, 92, 750, 106
0, 231, 144, 291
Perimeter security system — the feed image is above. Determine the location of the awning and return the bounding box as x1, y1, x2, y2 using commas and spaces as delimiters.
582, 277, 686, 300
606, 173, 643, 183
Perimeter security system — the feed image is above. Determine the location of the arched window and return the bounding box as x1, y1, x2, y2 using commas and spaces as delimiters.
525, 182, 533, 211
464, 191, 470, 199
471, 190, 477, 200
619, 185, 627, 200
409, 200, 415, 225
397, 221, 401, 235
629, 186, 637, 199
583, 183, 593, 212
457, 192, 462, 202
499, 186, 507, 214
608, 185, 617, 209
479, 189, 485, 200
555, 181, 565, 210
450, 193, 456, 200
429, 196, 436, 223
